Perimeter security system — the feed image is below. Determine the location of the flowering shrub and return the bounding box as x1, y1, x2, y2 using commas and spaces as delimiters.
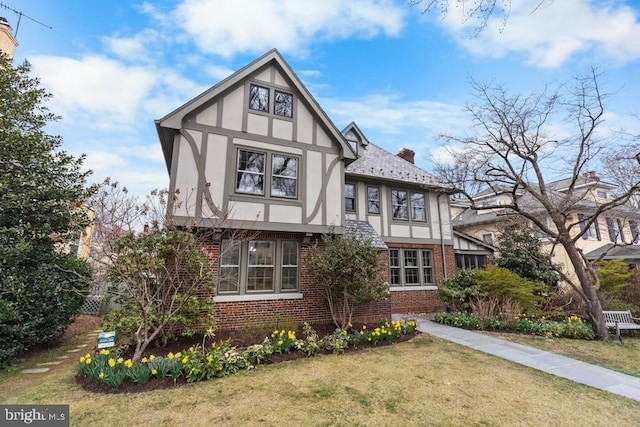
433, 312, 594, 340
77, 318, 420, 389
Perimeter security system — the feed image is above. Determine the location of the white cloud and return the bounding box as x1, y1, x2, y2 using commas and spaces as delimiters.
437, 0, 640, 68
104, 29, 161, 62
321, 93, 470, 136
30, 55, 158, 128
173, 0, 406, 57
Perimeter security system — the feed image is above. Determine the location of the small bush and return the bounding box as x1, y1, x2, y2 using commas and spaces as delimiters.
438, 269, 483, 312
475, 266, 545, 311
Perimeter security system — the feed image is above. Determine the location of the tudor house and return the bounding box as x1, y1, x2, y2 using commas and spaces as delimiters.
155, 49, 456, 329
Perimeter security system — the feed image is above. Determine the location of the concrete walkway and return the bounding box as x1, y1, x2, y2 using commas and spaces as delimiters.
393, 314, 640, 403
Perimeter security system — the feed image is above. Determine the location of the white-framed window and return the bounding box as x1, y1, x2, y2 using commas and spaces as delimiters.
235, 149, 298, 199
218, 239, 299, 295
480, 232, 495, 246
606, 217, 626, 243
248, 83, 294, 118
367, 186, 380, 214
578, 213, 601, 241
345, 183, 356, 211
389, 249, 435, 286
596, 190, 609, 200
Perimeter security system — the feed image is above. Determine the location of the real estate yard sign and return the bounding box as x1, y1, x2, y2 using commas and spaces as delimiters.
97, 331, 115, 349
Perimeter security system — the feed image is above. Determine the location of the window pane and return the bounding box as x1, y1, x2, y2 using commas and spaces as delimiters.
392, 190, 408, 219
411, 193, 425, 221
249, 84, 269, 112
236, 150, 265, 194
281, 241, 299, 291
345, 184, 356, 211
404, 250, 419, 285
271, 155, 297, 198
274, 90, 293, 118
389, 249, 400, 285
422, 250, 433, 284
219, 240, 240, 293
368, 186, 380, 214
247, 241, 274, 291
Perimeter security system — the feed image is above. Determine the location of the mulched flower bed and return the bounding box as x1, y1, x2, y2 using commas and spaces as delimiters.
75, 324, 420, 394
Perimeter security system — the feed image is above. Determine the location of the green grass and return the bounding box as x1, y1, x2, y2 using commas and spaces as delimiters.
1, 334, 640, 426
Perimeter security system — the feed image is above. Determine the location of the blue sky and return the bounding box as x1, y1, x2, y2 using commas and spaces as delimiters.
7, 0, 640, 197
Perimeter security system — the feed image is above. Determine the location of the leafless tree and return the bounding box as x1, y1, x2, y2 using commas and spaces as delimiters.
599, 141, 640, 209
409, 0, 552, 36
434, 70, 640, 340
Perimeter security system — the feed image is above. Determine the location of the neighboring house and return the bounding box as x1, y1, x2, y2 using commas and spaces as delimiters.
453, 172, 640, 283
155, 49, 457, 329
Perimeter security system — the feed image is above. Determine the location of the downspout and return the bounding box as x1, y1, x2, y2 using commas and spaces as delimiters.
437, 193, 448, 279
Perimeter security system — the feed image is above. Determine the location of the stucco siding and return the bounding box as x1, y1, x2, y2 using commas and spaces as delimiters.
221, 86, 243, 131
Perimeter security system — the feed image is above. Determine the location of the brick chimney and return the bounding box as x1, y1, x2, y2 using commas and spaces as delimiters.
397, 147, 415, 164
582, 171, 599, 181
0, 17, 18, 60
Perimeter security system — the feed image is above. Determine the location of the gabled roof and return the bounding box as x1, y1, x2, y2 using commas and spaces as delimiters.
343, 123, 452, 191
156, 48, 356, 172
547, 174, 617, 192
453, 230, 496, 253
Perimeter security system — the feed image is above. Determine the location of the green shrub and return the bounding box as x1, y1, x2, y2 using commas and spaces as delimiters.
321, 328, 351, 354
438, 269, 483, 312
0, 253, 90, 369
474, 266, 545, 311
432, 312, 480, 329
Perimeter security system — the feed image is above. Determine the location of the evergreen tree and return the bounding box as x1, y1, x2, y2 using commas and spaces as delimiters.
0, 54, 92, 367
494, 219, 558, 289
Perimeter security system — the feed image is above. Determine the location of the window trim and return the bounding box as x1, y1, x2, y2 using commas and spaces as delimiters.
271, 154, 298, 199
247, 82, 295, 120
391, 189, 408, 220
248, 83, 270, 113
274, 89, 294, 118
217, 239, 300, 296
480, 232, 495, 246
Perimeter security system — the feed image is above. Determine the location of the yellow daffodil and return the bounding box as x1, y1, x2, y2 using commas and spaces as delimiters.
151, 369, 157, 375
175, 352, 181, 359
79, 356, 85, 363
149, 355, 155, 361
182, 357, 188, 364
98, 372, 105, 379
117, 357, 124, 364
85, 358, 92, 365
168, 352, 175, 360
108, 358, 116, 368
100, 349, 110, 356
124, 359, 133, 368
189, 347, 194, 352
141, 357, 148, 363
277, 340, 283, 346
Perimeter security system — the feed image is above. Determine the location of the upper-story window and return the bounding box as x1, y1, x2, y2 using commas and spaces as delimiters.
392, 189, 427, 221
271, 155, 297, 198
481, 232, 495, 246
411, 193, 426, 221
236, 149, 298, 199
236, 150, 265, 195
274, 90, 293, 118
249, 83, 294, 118
606, 217, 626, 243
345, 183, 356, 211
367, 186, 380, 214
391, 190, 408, 219
249, 84, 269, 112
596, 190, 608, 200
578, 213, 601, 241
